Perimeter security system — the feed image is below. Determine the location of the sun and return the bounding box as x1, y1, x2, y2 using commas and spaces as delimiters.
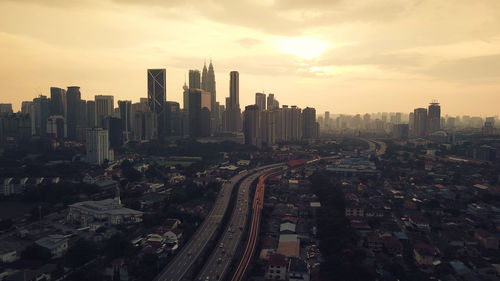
275, 37, 330, 60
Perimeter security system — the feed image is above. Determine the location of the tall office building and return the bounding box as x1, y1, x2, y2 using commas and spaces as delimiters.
324, 111, 330, 129
413, 108, 428, 138
201, 90, 212, 111
147, 69, 167, 138
66, 86, 82, 140
428, 101, 441, 133
243, 105, 261, 147
225, 71, 242, 132
0, 113, 32, 142
165, 101, 181, 136
302, 107, 317, 139
266, 94, 279, 110
33, 95, 50, 136
86, 100, 96, 128
189, 70, 201, 89
50, 87, 66, 117
86, 128, 114, 165
188, 88, 202, 138
95, 95, 114, 127
118, 100, 132, 142
255, 93, 266, 111
21, 101, 35, 135
183, 81, 189, 111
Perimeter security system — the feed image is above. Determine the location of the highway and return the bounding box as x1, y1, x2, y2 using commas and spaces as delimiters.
195, 167, 282, 281
154, 164, 283, 281
230, 171, 280, 281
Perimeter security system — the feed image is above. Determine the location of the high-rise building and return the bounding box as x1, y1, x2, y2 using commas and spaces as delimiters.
95, 95, 114, 127
243, 105, 261, 147
86, 100, 96, 128
21, 101, 35, 135
66, 86, 81, 140
225, 71, 242, 132
267, 94, 275, 111
183, 81, 189, 111
0, 104, 13, 114
118, 100, 132, 141
229, 71, 239, 109
189, 70, 201, 89
188, 88, 202, 138
147, 69, 167, 138
33, 95, 50, 136
201, 90, 211, 111
302, 107, 317, 139
50, 87, 66, 117
255, 93, 266, 111
102, 116, 123, 148
413, 108, 428, 137
202, 60, 218, 134
0, 113, 32, 142
428, 101, 441, 133
165, 101, 181, 136
86, 128, 114, 165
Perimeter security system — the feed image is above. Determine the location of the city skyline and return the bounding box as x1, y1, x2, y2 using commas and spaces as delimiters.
1, 0, 500, 116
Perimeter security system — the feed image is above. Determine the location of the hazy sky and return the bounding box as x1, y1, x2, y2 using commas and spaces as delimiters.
1, 0, 499, 116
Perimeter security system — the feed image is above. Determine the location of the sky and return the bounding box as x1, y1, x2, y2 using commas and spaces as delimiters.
0, 0, 499, 116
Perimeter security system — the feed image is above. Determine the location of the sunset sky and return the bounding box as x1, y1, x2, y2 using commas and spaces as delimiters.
1, 0, 499, 116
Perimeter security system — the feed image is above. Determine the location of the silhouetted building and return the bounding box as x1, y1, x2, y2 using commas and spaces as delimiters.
428, 101, 441, 133
103, 116, 123, 148
302, 107, 317, 139
0, 113, 31, 143
413, 108, 427, 138
188, 88, 202, 138
86, 100, 96, 128
33, 95, 50, 137
392, 124, 409, 139
203, 60, 218, 133
0, 104, 13, 114
118, 100, 132, 142
255, 93, 266, 111
21, 101, 35, 135
66, 86, 82, 140
189, 69, 201, 89
86, 128, 114, 165
166, 101, 181, 136
50, 87, 66, 117
225, 71, 242, 132
95, 95, 114, 127
183, 81, 189, 111
147, 69, 166, 138
244, 105, 261, 147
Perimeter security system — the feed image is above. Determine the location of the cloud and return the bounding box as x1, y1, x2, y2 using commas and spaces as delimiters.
236, 38, 262, 48
424, 54, 500, 81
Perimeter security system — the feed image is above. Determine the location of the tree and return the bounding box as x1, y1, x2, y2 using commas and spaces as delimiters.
65, 239, 98, 267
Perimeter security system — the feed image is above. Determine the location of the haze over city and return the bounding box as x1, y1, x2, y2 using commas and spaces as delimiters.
1, 0, 500, 115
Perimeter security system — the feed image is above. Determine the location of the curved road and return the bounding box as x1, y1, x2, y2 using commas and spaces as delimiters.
154, 164, 283, 281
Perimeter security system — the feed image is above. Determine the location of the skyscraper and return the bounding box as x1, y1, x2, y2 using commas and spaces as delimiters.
202, 60, 218, 134
0, 104, 13, 114
302, 107, 317, 139
95, 95, 114, 128
86, 128, 114, 165
86, 100, 96, 128
229, 71, 239, 109
255, 93, 266, 111
32, 95, 50, 136
188, 88, 202, 138
147, 69, 166, 138
413, 108, 428, 137
189, 70, 201, 89
118, 100, 132, 142
428, 101, 441, 133
66, 86, 81, 140
165, 101, 181, 136
183, 81, 189, 111
225, 71, 242, 132
50, 87, 66, 117
243, 105, 261, 147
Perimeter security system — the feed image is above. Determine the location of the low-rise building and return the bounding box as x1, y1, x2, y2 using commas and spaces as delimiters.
264, 253, 287, 281
288, 257, 310, 281
35, 235, 68, 258
67, 198, 143, 226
